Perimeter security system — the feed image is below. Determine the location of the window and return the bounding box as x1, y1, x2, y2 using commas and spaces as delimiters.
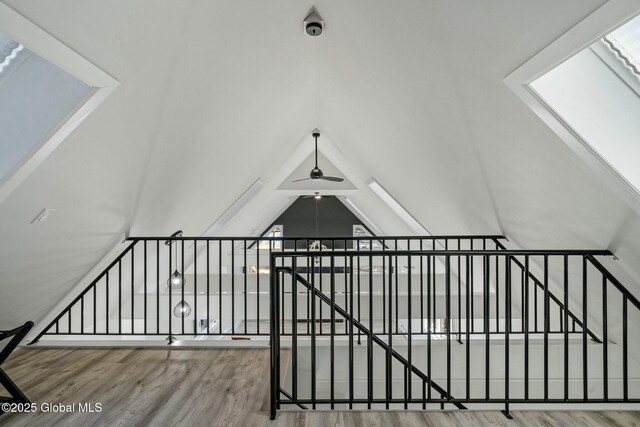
258, 225, 283, 250
0, 32, 92, 184
529, 13, 640, 196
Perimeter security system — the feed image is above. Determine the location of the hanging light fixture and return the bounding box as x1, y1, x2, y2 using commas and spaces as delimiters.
173, 300, 191, 318
308, 199, 327, 264
165, 230, 186, 290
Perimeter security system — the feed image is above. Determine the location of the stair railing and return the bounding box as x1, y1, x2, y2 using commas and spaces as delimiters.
269, 247, 639, 419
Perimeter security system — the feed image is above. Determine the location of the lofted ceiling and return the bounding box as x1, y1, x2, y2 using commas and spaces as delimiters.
2, 0, 640, 329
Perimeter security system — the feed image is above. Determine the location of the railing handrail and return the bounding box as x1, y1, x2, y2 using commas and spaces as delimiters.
30, 241, 137, 344
126, 235, 507, 242
273, 249, 613, 257
587, 255, 640, 312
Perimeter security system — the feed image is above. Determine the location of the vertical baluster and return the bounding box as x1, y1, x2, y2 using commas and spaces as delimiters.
118, 260, 122, 335
207, 241, 210, 334
458, 239, 462, 344
484, 255, 490, 400
307, 240, 310, 336
256, 238, 260, 335
407, 255, 412, 409
433, 248, 437, 339
465, 255, 471, 402
503, 255, 511, 418
368, 254, 373, 409
193, 241, 197, 335
131, 246, 135, 334
181, 239, 185, 335
521, 266, 525, 334
420, 240, 424, 335
544, 255, 549, 401
319, 254, 323, 334
582, 256, 588, 401
525, 256, 530, 401
395, 240, 398, 334
144, 242, 147, 335
244, 240, 247, 334
231, 240, 235, 335
602, 274, 608, 400
427, 254, 432, 401
357, 255, 361, 345
330, 256, 335, 409
156, 241, 159, 335
383, 252, 386, 336
80, 294, 84, 334
535, 279, 538, 333
292, 257, 298, 402
623, 296, 628, 401
471, 241, 475, 333
349, 255, 354, 409
269, 257, 278, 420
563, 255, 569, 401
93, 277, 97, 335
106, 271, 109, 334
387, 255, 393, 409
311, 252, 317, 410
446, 255, 451, 401
495, 244, 499, 334
345, 240, 348, 335
219, 240, 223, 334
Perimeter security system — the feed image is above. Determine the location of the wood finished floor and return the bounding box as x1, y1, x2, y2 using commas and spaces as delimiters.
1, 348, 640, 426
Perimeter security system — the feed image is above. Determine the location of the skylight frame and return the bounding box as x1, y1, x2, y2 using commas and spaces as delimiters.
366, 178, 430, 235
504, 1, 640, 218
0, 3, 118, 204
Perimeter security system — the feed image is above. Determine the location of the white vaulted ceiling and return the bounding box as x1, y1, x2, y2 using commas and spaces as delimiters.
2, 0, 640, 328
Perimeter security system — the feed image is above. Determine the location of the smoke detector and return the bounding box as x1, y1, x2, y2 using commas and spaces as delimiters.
304, 9, 323, 37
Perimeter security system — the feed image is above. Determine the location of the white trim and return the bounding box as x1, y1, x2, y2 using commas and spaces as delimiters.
202, 178, 265, 237
0, 3, 118, 204
366, 178, 430, 235
504, 0, 640, 217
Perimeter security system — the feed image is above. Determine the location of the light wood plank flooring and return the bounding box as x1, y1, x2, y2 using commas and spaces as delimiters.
1, 348, 639, 426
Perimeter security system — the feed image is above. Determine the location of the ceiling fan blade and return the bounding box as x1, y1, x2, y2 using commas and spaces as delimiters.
321, 176, 344, 182
292, 177, 312, 182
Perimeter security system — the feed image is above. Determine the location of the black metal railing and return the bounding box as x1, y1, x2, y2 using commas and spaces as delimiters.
269, 248, 639, 419
32, 235, 503, 342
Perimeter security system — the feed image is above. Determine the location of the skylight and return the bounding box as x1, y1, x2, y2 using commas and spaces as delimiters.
0, 32, 92, 184
529, 13, 640, 197
367, 178, 429, 235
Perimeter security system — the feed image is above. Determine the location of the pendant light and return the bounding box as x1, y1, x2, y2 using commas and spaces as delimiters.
165, 230, 186, 290
308, 197, 327, 264
173, 300, 191, 318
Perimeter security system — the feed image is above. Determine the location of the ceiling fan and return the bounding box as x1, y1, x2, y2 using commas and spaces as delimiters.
293, 130, 344, 183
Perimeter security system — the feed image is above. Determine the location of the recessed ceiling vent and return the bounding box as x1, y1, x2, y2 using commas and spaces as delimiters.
304, 9, 323, 37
